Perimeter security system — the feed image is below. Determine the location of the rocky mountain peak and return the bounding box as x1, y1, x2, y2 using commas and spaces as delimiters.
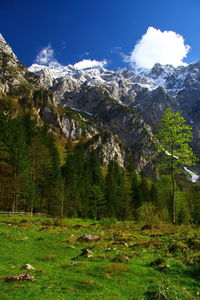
0, 34, 17, 58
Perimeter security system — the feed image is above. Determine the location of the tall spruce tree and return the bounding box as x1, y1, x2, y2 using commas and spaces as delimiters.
87, 151, 105, 219
105, 161, 120, 218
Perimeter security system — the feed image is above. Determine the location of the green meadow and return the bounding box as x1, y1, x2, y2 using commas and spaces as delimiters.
0, 216, 200, 300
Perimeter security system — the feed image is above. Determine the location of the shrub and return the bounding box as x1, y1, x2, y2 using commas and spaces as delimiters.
138, 202, 159, 223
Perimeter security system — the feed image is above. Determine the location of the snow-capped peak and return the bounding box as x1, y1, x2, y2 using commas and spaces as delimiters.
28, 59, 200, 101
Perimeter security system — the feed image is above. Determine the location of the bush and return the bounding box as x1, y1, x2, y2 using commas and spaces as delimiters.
138, 202, 159, 223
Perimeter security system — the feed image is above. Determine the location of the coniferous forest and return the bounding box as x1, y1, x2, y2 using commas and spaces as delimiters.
1, 95, 200, 225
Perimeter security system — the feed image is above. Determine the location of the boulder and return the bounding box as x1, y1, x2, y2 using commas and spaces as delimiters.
23, 264, 35, 270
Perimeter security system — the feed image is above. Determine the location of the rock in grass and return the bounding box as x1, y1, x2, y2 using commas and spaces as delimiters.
80, 248, 94, 258
72, 248, 94, 260
77, 234, 100, 242
5, 272, 35, 282
23, 264, 35, 270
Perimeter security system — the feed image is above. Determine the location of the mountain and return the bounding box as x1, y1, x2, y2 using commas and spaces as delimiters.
29, 59, 200, 173
1, 34, 200, 178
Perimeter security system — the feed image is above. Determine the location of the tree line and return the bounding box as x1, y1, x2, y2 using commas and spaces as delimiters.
0, 97, 200, 224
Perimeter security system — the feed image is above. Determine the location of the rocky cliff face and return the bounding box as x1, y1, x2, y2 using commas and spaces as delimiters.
1, 34, 200, 172
0, 34, 39, 94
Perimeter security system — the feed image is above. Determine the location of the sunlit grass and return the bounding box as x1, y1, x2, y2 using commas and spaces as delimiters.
0, 216, 200, 299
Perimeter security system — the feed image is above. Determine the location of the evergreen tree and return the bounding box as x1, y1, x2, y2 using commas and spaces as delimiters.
29, 133, 52, 213
140, 173, 151, 203
0, 141, 15, 210
40, 126, 62, 216
88, 185, 105, 219
116, 169, 132, 220
6, 117, 30, 212
129, 169, 143, 220
63, 142, 90, 217
87, 151, 105, 219
105, 161, 120, 217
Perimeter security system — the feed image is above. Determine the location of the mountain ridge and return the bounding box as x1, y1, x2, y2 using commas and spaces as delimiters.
0, 34, 200, 178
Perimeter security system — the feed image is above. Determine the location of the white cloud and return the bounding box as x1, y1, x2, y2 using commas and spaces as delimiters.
126, 27, 190, 69
35, 46, 107, 70
36, 44, 60, 67
73, 59, 107, 70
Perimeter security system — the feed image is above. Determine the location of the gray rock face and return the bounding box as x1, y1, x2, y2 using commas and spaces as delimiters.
58, 85, 155, 169
86, 132, 125, 167
39, 105, 125, 167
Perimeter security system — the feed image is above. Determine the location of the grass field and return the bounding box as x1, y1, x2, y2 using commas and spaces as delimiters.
0, 216, 200, 299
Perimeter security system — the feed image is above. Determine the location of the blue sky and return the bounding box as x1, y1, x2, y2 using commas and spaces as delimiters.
1, 0, 200, 69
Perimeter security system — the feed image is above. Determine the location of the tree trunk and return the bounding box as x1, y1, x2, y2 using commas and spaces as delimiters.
30, 205, 33, 217
171, 169, 176, 224
171, 143, 176, 224
12, 198, 15, 215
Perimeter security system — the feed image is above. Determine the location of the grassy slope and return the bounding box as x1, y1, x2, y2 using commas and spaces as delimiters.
0, 217, 200, 300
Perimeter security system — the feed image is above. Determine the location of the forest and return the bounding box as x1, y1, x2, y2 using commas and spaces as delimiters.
0, 95, 200, 225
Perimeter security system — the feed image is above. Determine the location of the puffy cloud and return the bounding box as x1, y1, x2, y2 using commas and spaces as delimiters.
36, 44, 60, 67
126, 27, 190, 69
73, 59, 107, 70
